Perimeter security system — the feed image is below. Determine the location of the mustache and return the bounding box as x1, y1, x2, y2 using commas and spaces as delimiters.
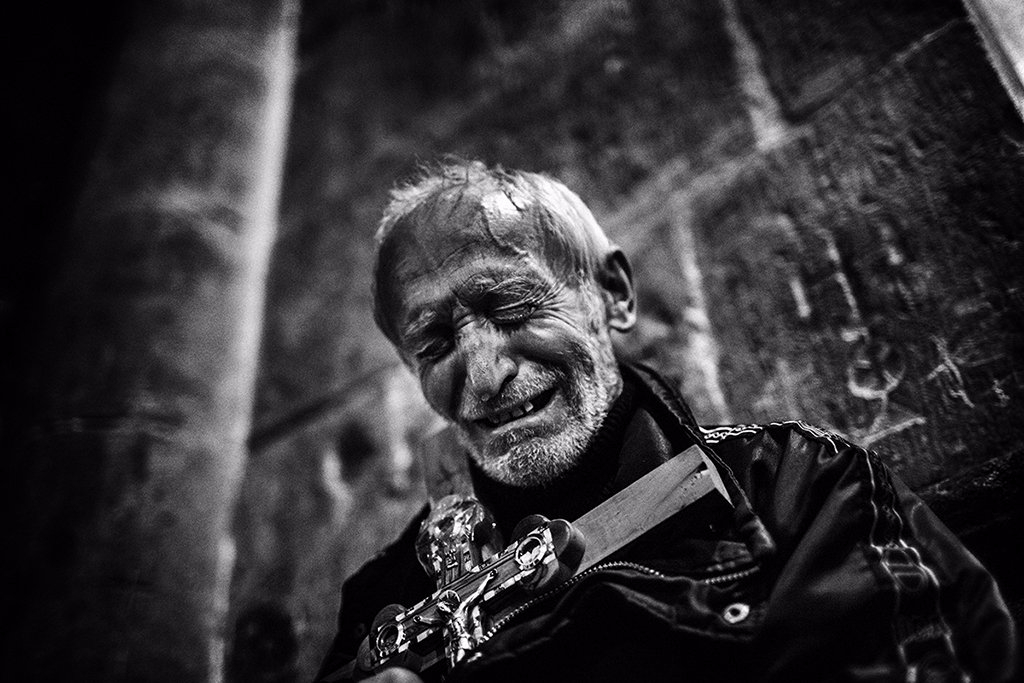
456, 338, 600, 421
459, 368, 564, 421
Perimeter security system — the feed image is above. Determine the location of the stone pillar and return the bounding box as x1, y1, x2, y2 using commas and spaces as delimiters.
963, 0, 1024, 118
13, 0, 298, 680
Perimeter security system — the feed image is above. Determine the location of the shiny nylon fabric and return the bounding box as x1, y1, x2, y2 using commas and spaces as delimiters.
315, 365, 1017, 682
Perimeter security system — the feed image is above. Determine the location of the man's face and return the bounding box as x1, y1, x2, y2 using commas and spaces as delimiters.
380, 201, 622, 487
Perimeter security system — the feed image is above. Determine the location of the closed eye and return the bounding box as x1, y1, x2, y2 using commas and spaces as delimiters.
490, 302, 536, 326
410, 331, 456, 361
404, 320, 455, 362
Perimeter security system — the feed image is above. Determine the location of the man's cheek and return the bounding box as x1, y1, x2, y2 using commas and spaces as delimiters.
514, 324, 579, 363
420, 361, 459, 419
518, 326, 595, 371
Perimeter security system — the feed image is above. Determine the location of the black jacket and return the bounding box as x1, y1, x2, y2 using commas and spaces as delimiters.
316, 364, 1017, 682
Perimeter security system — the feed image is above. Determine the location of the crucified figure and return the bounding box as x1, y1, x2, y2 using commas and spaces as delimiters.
436, 572, 496, 666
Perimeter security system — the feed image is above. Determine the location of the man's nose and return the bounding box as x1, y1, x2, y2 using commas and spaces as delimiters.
461, 327, 517, 403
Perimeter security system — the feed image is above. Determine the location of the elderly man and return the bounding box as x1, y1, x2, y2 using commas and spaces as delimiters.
315, 161, 1016, 682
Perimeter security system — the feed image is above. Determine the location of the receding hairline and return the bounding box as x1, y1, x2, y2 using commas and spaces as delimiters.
375, 160, 611, 267
372, 160, 615, 343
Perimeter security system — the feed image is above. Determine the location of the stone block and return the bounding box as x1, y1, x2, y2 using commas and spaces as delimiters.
736, 0, 966, 118
257, 0, 756, 423
687, 23, 1024, 487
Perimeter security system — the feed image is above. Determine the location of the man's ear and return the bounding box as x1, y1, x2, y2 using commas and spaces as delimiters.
598, 248, 637, 332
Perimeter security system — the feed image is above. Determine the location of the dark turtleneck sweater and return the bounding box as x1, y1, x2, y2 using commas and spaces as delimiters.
468, 372, 699, 541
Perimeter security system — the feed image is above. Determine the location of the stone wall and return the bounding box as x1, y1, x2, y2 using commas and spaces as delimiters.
237, 1, 1022, 680
5, 1, 1020, 681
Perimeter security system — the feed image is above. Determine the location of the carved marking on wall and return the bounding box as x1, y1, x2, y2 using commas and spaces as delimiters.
847, 338, 905, 401
841, 330, 926, 451
875, 219, 906, 267
807, 228, 927, 450
823, 235, 866, 336
991, 379, 1011, 407
787, 275, 812, 319
853, 411, 928, 451
925, 336, 977, 408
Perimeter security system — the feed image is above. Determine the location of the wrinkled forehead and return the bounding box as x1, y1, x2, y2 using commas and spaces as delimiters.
379, 187, 601, 285
373, 182, 611, 342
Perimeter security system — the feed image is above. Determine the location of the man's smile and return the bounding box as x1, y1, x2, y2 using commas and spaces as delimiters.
465, 387, 559, 431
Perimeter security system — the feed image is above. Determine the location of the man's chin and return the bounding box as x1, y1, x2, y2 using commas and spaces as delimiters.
455, 378, 611, 486
462, 428, 583, 487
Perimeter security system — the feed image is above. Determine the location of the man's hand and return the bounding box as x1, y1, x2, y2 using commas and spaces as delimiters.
362, 668, 423, 683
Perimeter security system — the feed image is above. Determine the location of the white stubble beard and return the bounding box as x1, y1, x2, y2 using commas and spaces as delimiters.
461, 313, 622, 487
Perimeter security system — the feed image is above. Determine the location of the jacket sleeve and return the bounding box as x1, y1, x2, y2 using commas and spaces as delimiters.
718, 422, 1017, 682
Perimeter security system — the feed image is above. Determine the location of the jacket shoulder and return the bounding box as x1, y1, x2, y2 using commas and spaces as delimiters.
700, 420, 854, 454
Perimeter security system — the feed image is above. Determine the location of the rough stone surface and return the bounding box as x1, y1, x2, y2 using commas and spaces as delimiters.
736, 0, 967, 118
690, 22, 1024, 489
8, 2, 1021, 681
9, 2, 295, 681
254, 0, 754, 425
237, 5, 1023, 681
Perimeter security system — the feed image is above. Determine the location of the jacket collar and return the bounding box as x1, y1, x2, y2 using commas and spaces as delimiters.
417, 361, 776, 563
623, 362, 776, 562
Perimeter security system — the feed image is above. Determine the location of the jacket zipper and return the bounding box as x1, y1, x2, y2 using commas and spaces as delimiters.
701, 565, 759, 585
479, 561, 759, 645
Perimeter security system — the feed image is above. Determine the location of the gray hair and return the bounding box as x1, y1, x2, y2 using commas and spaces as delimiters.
373, 159, 613, 343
